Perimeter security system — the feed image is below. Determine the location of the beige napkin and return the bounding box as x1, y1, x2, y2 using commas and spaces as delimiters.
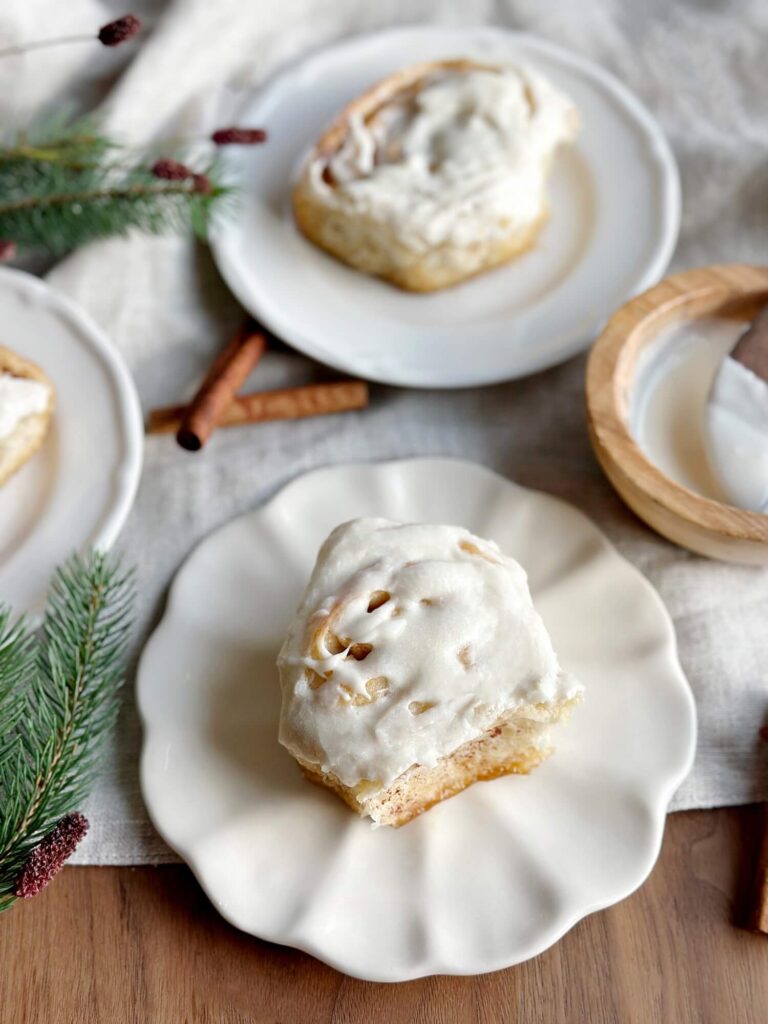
1, 0, 766, 863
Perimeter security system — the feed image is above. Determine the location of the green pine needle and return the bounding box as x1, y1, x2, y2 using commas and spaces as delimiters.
0, 113, 233, 255
0, 111, 117, 170
0, 551, 134, 912
0, 612, 35, 766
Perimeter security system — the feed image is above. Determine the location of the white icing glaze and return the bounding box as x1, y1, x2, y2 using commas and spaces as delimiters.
278, 518, 581, 791
0, 372, 49, 440
306, 64, 580, 252
631, 317, 768, 511
707, 357, 768, 513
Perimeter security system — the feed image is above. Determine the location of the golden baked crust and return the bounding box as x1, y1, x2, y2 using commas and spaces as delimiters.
294, 192, 548, 292
297, 695, 581, 827
0, 346, 55, 487
292, 59, 561, 291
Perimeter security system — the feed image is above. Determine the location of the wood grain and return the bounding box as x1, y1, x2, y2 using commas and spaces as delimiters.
585, 264, 768, 565
1, 808, 767, 1024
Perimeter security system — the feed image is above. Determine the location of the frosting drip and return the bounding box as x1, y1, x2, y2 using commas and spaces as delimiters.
278, 518, 581, 791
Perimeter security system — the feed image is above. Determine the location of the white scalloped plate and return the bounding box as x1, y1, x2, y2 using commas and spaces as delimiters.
137, 459, 695, 981
210, 26, 680, 388
0, 267, 143, 612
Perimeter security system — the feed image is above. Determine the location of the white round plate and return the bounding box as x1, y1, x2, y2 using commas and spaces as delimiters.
0, 268, 143, 612
210, 27, 680, 388
138, 458, 695, 981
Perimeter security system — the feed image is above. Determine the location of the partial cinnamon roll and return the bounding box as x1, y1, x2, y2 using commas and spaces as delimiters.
0, 347, 55, 487
292, 59, 580, 291
277, 519, 583, 827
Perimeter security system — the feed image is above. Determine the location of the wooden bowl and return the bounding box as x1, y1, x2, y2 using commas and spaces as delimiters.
586, 264, 768, 565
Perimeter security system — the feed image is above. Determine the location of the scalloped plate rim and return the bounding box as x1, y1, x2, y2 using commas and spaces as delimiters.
137, 457, 696, 980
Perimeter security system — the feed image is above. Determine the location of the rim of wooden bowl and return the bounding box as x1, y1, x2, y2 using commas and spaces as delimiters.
586, 263, 768, 546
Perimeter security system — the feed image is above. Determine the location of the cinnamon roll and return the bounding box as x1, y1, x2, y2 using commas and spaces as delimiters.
293, 59, 580, 291
277, 518, 583, 827
0, 347, 55, 487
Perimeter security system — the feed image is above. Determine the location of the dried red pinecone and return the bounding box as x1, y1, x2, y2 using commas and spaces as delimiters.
15, 813, 89, 899
0, 240, 17, 263
211, 127, 268, 146
98, 14, 141, 47
152, 159, 212, 195
151, 158, 196, 181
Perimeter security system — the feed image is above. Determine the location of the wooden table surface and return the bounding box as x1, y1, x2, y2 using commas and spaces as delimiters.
2, 806, 767, 1024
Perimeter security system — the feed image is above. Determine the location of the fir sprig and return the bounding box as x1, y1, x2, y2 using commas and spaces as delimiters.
0, 612, 35, 765
0, 113, 117, 171
0, 551, 134, 912
0, 13, 271, 257
0, 113, 232, 256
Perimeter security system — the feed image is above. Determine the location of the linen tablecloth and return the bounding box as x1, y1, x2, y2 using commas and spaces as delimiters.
2, 0, 767, 863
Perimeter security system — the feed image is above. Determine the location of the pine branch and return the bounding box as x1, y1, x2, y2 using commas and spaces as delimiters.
0, 613, 35, 766
0, 552, 134, 912
0, 113, 116, 170
0, 171, 229, 252
1, 179, 208, 214
0, 113, 234, 255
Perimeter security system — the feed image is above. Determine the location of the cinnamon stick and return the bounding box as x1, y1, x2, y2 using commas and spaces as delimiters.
176, 323, 267, 450
148, 380, 369, 436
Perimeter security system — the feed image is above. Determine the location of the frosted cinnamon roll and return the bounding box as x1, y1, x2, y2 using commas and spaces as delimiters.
292, 59, 580, 291
277, 519, 583, 827
0, 347, 55, 487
